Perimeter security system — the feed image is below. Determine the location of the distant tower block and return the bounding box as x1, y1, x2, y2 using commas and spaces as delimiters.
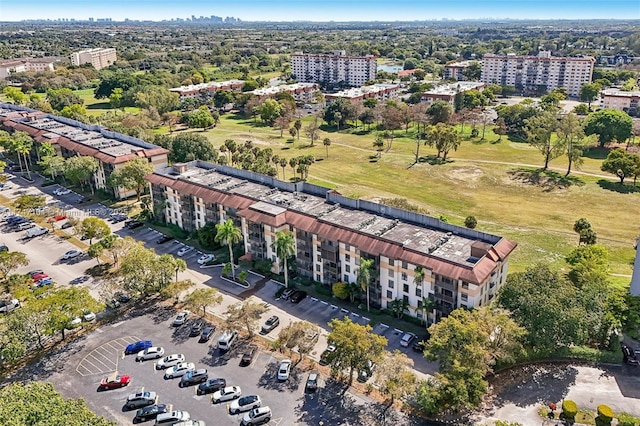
632, 237, 640, 297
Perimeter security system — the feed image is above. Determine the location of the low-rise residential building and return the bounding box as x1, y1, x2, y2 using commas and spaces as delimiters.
292, 51, 377, 87
0, 58, 56, 79
169, 80, 245, 101
444, 61, 477, 81
0, 103, 168, 199
324, 84, 399, 104
481, 51, 595, 97
421, 81, 485, 106
249, 83, 319, 104
147, 161, 516, 323
70, 48, 117, 70
600, 89, 640, 113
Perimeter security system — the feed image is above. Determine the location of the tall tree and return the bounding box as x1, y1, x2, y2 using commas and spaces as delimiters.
413, 266, 429, 326
215, 219, 243, 280
556, 113, 587, 176
427, 100, 453, 124
584, 109, 633, 147
107, 157, 154, 200
80, 217, 111, 245
271, 231, 295, 289
64, 156, 99, 193
0, 251, 28, 280
304, 115, 321, 146
357, 258, 374, 312
225, 301, 266, 338
323, 137, 331, 158
579, 83, 602, 110
373, 350, 417, 412
601, 148, 639, 184
275, 320, 320, 364
187, 106, 215, 131
425, 123, 461, 160
524, 109, 563, 170
183, 287, 223, 317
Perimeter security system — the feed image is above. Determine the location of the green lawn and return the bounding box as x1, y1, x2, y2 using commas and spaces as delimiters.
73, 88, 140, 116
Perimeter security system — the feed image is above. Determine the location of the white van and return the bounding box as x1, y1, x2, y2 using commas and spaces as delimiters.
155, 410, 190, 425
25, 226, 49, 239
218, 330, 238, 352
18, 222, 36, 231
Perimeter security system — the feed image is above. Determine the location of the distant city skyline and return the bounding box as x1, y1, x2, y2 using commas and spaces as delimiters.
2, 0, 639, 22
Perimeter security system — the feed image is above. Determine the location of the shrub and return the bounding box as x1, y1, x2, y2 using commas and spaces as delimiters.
595, 405, 614, 426
315, 283, 332, 297
464, 215, 478, 229
253, 259, 273, 275
332, 282, 350, 300
562, 400, 578, 420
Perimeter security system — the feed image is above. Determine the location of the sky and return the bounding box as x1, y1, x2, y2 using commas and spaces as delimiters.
2, 0, 639, 22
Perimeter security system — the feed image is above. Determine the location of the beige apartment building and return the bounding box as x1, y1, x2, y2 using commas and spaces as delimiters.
0, 103, 168, 199
147, 161, 516, 323
421, 81, 485, 106
169, 80, 245, 101
292, 51, 377, 87
481, 51, 595, 97
249, 83, 319, 104
325, 83, 399, 104
70, 48, 117, 70
444, 61, 477, 81
600, 89, 640, 113
0, 58, 56, 79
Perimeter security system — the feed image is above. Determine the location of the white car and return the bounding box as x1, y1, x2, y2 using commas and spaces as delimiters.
54, 188, 71, 195
164, 362, 195, 379
136, 346, 165, 361
197, 254, 215, 265
82, 311, 96, 322
69, 316, 82, 328
277, 359, 292, 381
157, 353, 186, 369
173, 310, 190, 326
177, 246, 194, 257
62, 249, 82, 260
212, 386, 241, 403
229, 395, 262, 414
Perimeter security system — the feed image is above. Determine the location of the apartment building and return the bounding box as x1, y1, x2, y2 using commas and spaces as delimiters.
0, 58, 56, 79
600, 89, 640, 113
147, 161, 516, 323
70, 48, 117, 70
291, 51, 377, 87
481, 51, 595, 97
0, 103, 168, 199
325, 84, 399, 104
249, 83, 319, 104
444, 61, 477, 81
169, 80, 245, 101
421, 82, 485, 106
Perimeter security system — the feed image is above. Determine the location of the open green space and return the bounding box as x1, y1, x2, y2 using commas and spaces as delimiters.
72, 88, 140, 116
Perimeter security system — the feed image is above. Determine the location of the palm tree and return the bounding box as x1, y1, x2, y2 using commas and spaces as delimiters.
357, 258, 374, 312
323, 138, 331, 158
413, 266, 427, 324
271, 231, 296, 288
13, 132, 33, 180
215, 219, 243, 280
174, 258, 187, 282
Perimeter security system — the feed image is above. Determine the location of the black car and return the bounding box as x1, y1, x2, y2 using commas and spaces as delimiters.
240, 346, 257, 366
133, 404, 169, 422
281, 288, 296, 300
197, 378, 226, 395
260, 315, 280, 334
156, 235, 174, 244
0, 245, 8, 252
290, 290, 308, 304
412, 332, 431, 352
190, 320, 205, 337
126, 220, 144, 229
180, 368, 208, 387
200, 326, 215, 342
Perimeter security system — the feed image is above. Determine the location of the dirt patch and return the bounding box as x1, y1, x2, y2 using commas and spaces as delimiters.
234, 135, 272, 146
447, 166, 484, 184
506, 168, 584, 192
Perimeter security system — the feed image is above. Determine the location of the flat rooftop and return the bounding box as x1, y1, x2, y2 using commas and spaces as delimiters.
250, 83, 317, 97
169, 79, 245, 93
424, 81, 485, 96
326, 84, 399, 99
157, 162, 493, 267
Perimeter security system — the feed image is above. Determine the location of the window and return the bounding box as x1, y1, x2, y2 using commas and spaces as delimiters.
388, 259, 394, 266
315, 264, 321, 272
316, 274, 321, 282
402, 261, 408, 269
461, 293, 468, 302
403, 295, 409, 304
386, 290, 393, 299
461, 282, 469, 289
345, 265, 350, 273
345, 244, 350, 251
388, 269, 394, 278
402, 272, 408, 281
345, 254, 350, 262
317, 254, 321, 262
403, 284, 409, 293
344, 274, 349, 282
416, 288, 422, 297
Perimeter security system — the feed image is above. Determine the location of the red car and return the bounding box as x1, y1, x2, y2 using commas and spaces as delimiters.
99, 372, 131, 390
31, 273, 49, 282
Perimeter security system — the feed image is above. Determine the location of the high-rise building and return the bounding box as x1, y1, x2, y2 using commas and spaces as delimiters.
481, 51, 595, 97
291, 51, 377, 87
70, 48, 117, 70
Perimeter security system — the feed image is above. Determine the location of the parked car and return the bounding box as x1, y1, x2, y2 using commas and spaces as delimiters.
155, 410, 190, 425
197, 253, 215, 265
156, 235, 174, 244
319, 345, 336, 366
28, 269, 44, 278
260, 315, 280, 334
126, 391, 157, 410
134, 404, 169, 423
174, 421, 205, 426
200, 326, 215, 343
173, 310, 190, 326
305, 370, 319, 393
62, 249, 82, 260
400, 332, 416, 347
25, 226, 48, 238
0, 298, 20, 313
157, 353, 186, 370
217, 329, 238, 351
622, 344, 640, 366
82, 310, 96, 322
180, 369, 208, 387
53, 187, 72, 195
136, 346, 165, 362
241, 406, 272, 426
0, 244, 8, 252
190, 320, 205, 337
125, 340, 153, 355
357, 360, 376, 383
177, 245, 194, 257
99, 372, 131, 390
229, 395, 262, 414
240, 346, 258, 366
69, 316, 82, 328
412, 333, 431, 352
31, 272, 49, 282
17, 222, 35, 231
277, 359, 292, 381
34, 277, 53, 287
164, 362, 195, 379
289, 290, 307, 304
197, 378, 227, 395
211, 386, 242, 403
280, 288, 296, 300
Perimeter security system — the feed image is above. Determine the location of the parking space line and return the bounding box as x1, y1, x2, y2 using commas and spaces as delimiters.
320, 301, 328, 305
363, 316, 370, 322
351, 312, 359, 317
75, 363, 95, 377
311, 297, 318, 302
90, 350, 117, 367
340, 308, 349, 314
87, 353, 116, 370
79, 357, 107, 374
330, 304, 338, 309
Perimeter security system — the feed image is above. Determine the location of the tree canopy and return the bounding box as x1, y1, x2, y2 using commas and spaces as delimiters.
584, 109, 633, 147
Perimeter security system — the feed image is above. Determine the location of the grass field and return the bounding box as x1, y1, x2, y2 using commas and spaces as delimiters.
73, 88, 140, 116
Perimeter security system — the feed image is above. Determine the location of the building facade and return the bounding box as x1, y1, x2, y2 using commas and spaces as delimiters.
169, 80, 245, 101
421, 82, 485, 106
600, 89, 640, 113
481, 51, 595, 97
249, 83, 319, 104
444, 61, 476, 81
0, 103, 168, 199
0, 58, 56, 79
292, 51, 377, 87
147, 162, 516, 323
70, 48, 117, 70
325, 84, 399, 104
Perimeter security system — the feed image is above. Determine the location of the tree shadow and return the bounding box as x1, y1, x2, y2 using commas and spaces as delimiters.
582, 147, 610, 160
170, 321, 195, 345
85, 263, 112, 277
597, 179, 640, 194
86, 102, 110, 110
418, 155, 452, 166
508, 168, 584, 192
295, 379, 368, 426
200, 345, 234, 367
256, 360, 301, 392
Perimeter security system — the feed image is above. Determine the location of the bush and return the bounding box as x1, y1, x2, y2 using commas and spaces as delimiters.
315, 283, 332, 297
595, 405, 614, 426
465, 215, 478, 229
562, 400, 578, 420
332, 282, 350, 300
253, 259, 273, 275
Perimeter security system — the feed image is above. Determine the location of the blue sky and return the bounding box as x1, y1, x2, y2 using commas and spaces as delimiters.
2, 0, 639, 21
